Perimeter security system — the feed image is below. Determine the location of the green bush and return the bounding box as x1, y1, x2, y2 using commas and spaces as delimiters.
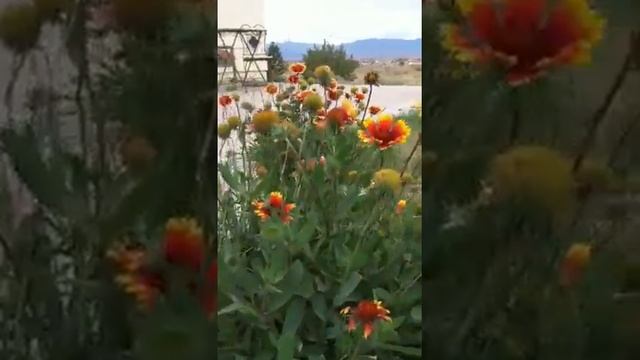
303, 42, 359, 81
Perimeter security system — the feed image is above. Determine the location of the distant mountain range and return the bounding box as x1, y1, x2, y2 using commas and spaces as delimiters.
275, 39, 421, 61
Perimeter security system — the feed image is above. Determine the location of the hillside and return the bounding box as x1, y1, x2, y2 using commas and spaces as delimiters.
276, 38, 421, 61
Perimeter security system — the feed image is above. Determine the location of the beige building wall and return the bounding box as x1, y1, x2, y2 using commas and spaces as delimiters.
217, 0, 270, 84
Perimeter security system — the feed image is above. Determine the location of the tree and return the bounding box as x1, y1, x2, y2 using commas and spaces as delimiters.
303, 41, 359, 80
267, 42, 285, 81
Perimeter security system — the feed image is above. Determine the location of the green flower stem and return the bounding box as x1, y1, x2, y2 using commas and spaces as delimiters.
361, 84, 373, 123
350, 337, 363, 360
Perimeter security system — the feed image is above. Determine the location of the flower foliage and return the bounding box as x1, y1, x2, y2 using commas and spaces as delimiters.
217, 64, 422, 358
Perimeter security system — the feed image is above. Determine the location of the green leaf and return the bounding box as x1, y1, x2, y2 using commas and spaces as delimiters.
373, 288, 393, 303
261, 222, 285, 242
266, 291, 293, 313
311, 293, 328, 321
296, 219, 316, 245
276, 333, 296, 360
376, 343, 422, 357
410, 306, 422, 322
282, 297, 305, 335
219, 162, 240, 190
333, 272, 362, 306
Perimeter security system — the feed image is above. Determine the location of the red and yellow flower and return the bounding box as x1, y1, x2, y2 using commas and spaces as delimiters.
326, 107, 353, 128
396, 199, 407, 214
354, 92, 366, 102
358, 113, 411, 150
219, 95, 233, 107
265, 83, 279, 95
287, 74, 299, 84
252, 192, 296, 223
340, 300, 392, 339
369, 105, 382, 115
288, 62, 306, 74
163, 217, 205, 271
441, 0, 605, 86
559, 242, 592, 288
108, 218, 217, 317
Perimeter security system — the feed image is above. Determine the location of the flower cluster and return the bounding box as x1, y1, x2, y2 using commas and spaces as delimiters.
107, 218, 217, 317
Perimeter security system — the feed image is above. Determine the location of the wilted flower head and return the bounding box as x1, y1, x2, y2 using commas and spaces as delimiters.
358, 113, 411, 150
252, 110, 280, 134
0, 3, 42, 53
372, 169, 402, 193
226, 116, 241, 129
218, 123, 231, 139
340, 300, 391, 339
240, 101, 255, 112
490, 146, 575, 218
303, 93, 324, 112
441, 0, 605, 86
231, 93, 241, 102
314, 65, 334, 86
252, 192, 296, 223
364, 71, 380, 86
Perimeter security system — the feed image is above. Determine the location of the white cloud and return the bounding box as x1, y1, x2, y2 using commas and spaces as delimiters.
265, 0, 421, 44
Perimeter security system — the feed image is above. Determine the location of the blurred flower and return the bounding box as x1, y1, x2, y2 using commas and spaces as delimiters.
289, 62, 306, 74
240, 101, 255, 112
364, 71, 380, 86
163, 217, 205, 271
255, 164, 268, 177
327, 88, 339, 101
314, 65, 334, 86
265, 83, 279, 95
396, 200, 407, 214
358, 113, 411, 150
490, 146, 575, 218
280, 120, 301, 139
350, 86, 359, 94
252, 192, 296, 223
0, 3, 42, 53
326, 107, 353, 128
219, 95, 233, 107
226, 116, 241, 130
319, 155, 326, 166
329, 79, 338, 89
369, 105, 382, 115
441, 0, 605, 86
347, 170, 359, 182
218, 123, 231, 139
302, 92, 324, 111
115, 270, 163, 310
559, 243, 592, 288
231, 93, 241, 102
119, 135, 157, 171
252, 110, 279, 134
355, 92, 366, 102
372, 169, 402, 193
288, 74, 300, 84
341, 99, 358, 119
340, 300, 391, 339
34, 0, 72, 22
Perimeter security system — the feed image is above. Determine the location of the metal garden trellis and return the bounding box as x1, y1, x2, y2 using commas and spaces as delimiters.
217, 24, 271, 87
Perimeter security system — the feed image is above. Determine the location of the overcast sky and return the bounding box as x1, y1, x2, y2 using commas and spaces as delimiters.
265, 0, 421, 44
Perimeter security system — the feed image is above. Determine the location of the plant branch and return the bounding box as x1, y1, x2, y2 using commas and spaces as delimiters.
572, 46, 633, 173
400, 132, 422, 177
